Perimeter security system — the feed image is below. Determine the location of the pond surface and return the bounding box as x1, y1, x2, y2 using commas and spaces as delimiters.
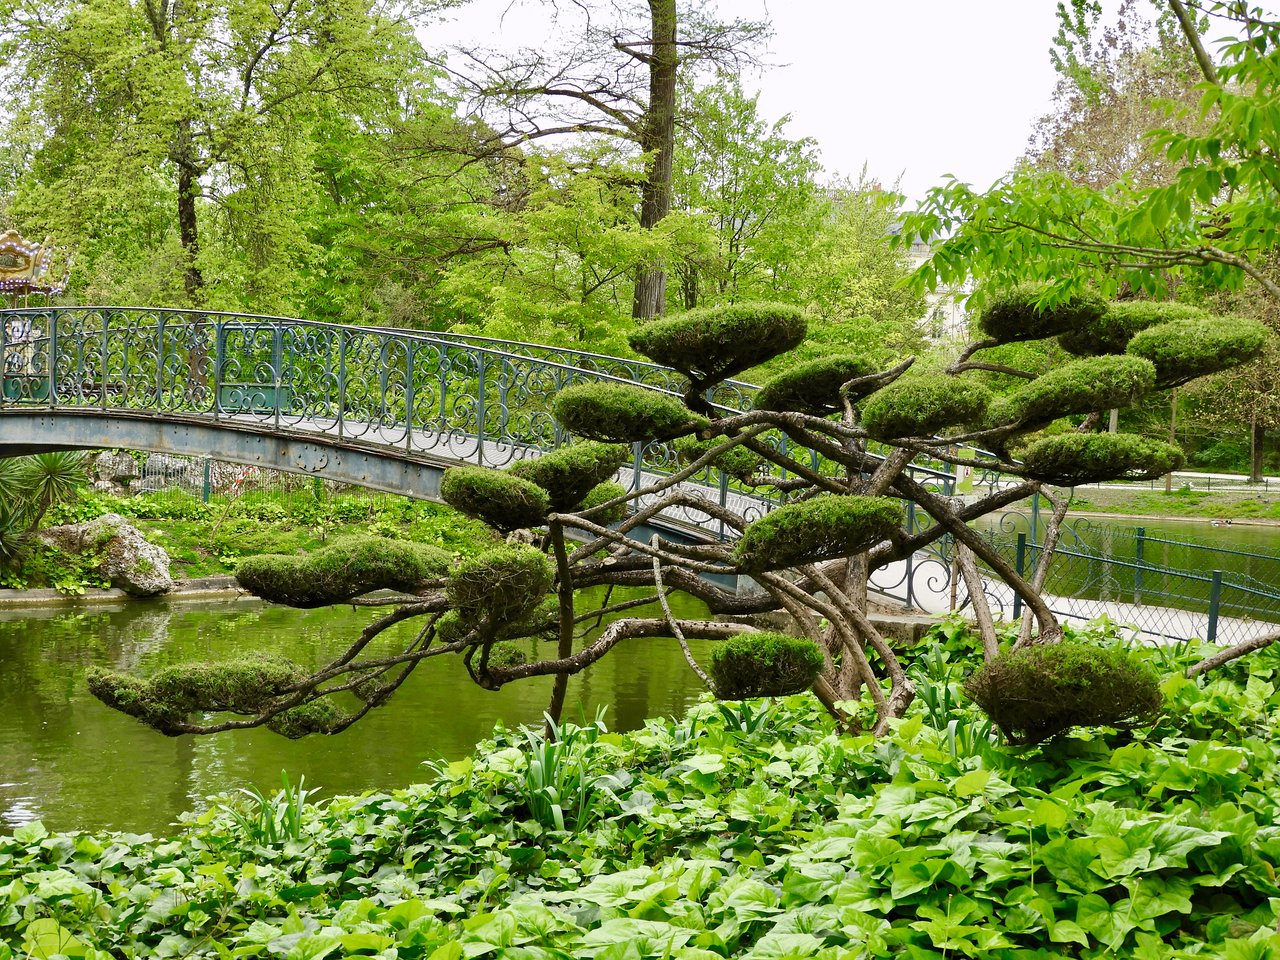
0, 591, 710, 835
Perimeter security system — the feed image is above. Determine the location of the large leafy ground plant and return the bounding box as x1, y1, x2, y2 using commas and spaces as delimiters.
7, 629, 1280, 959
86, 296, 1271, 739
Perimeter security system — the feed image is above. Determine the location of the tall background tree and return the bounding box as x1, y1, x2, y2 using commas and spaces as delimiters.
442, 0, 767, 319
0, 0, 450, 307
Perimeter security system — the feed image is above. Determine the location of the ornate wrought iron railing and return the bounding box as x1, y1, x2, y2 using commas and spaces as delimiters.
0, 306, 954, 531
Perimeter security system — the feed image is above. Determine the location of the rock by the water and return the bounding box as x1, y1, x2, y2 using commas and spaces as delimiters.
39, 514, 173, 597
144, 453, 196, 479
132, 476, 173, 494
93, 452, 139, 484
91, 479, 127, 496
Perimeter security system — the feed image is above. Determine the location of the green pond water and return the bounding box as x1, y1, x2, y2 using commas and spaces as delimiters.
5, 514, 1279, 837
0, 590, 710, 836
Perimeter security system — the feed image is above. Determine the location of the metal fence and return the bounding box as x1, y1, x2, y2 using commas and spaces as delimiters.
86, 450, 411, 518
963, 511, 1280, 647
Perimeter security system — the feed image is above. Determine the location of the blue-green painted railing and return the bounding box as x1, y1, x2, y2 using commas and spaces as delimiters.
0, 305, 955, 528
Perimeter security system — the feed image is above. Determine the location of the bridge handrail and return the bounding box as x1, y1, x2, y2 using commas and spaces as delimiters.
0, 304, 758, 388
0, 305, 958, 488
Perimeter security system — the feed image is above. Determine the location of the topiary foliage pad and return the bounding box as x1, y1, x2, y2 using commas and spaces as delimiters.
860, 374, 991, 440
554, 383, 709, 443
447, 545, 555, 630
1126, 316, 1268, 388
989, 354, 1156, 429
508, 441, 629, 512
674, 435, 764, 481
734, 495, 902, 574
977, 284, 1107, 343
1058, 300, 1207, 356
85, 656, 349, 736
1019, 433, 1184, 485
754, 355, 882, 415
964, 642, 1162, 744
441, 466, 551, 532
710, 632, 826, 699
236, 536, 450, 608
578, 481, 629, 524
628, 302, 807, 384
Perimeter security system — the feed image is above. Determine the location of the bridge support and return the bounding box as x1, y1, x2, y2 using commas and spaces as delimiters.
0, 412, 448, 499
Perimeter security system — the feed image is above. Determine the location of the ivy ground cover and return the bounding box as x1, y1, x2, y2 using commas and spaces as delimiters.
2, 630, 1280, 959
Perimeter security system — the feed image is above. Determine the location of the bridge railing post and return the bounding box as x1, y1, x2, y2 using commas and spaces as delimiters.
632, 442, 643, 494
48, 311, 58, 408
337, 331, 346, 441
155, 314, 166, 411
100, 311, 110, 411
404, 339, 416, 451
213, 321, 224, 421
476, 350, 487, 466
273, 324, 284, 430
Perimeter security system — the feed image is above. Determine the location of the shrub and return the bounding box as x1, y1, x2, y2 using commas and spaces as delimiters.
508, 442, 629, 511
1059, 300, 1207, 355
1127, 316, 1268, 387
1019, 433, 1184, 485
578, 481, 629, 524
101, 491, 215, 522
440, 466, 550, 532
977, 284, 1107, 343
963, 642, 1163, 744
860, 375, 990, 439
266, 700, 348, 739
710, 632, 826, 699
486, 641, 528, 671
754, 355, 881, 415
628, 302, 807, 384
447, 545, 554, 629
436, 599, 557, 646
554, 383, 709, 443
87, 656, 305, 733
733, 495, 901, 573
674, 435, 763, 480
990, 355, 1156, 428
236, 536, 450, 607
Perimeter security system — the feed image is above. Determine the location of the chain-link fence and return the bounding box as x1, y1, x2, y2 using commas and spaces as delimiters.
986, 518, 1280, 646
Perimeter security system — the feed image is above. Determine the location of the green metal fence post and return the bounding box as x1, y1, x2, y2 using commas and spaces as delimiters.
202, 460, 212, 503
1134, 527, 1145, 606
1207, 570, 1223, 643
1013, 533, 1026, 620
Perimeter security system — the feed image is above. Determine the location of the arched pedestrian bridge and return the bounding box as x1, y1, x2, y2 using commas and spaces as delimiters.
3, 306, 1278, 649
0, 306, 953, 540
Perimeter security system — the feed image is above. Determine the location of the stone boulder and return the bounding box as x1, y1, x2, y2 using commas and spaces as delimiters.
38, 514, 173, 597
93, 452, 139, 484
144, 453, 198, 479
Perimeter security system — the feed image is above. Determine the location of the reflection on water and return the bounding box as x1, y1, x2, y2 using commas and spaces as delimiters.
0, 590, 710, 835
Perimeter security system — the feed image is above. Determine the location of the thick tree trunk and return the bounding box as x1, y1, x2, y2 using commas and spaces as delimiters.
631, 0, 677, 320
149, 0, 203, 304
176, 150, 203, 302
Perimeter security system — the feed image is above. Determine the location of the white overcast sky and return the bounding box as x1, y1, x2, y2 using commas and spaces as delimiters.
423, 1, 1264, 201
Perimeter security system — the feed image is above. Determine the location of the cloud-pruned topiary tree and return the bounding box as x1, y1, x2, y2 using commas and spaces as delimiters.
88, 295, 1270, 740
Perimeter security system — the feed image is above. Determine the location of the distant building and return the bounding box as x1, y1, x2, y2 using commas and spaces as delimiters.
903, 237, 969, 342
